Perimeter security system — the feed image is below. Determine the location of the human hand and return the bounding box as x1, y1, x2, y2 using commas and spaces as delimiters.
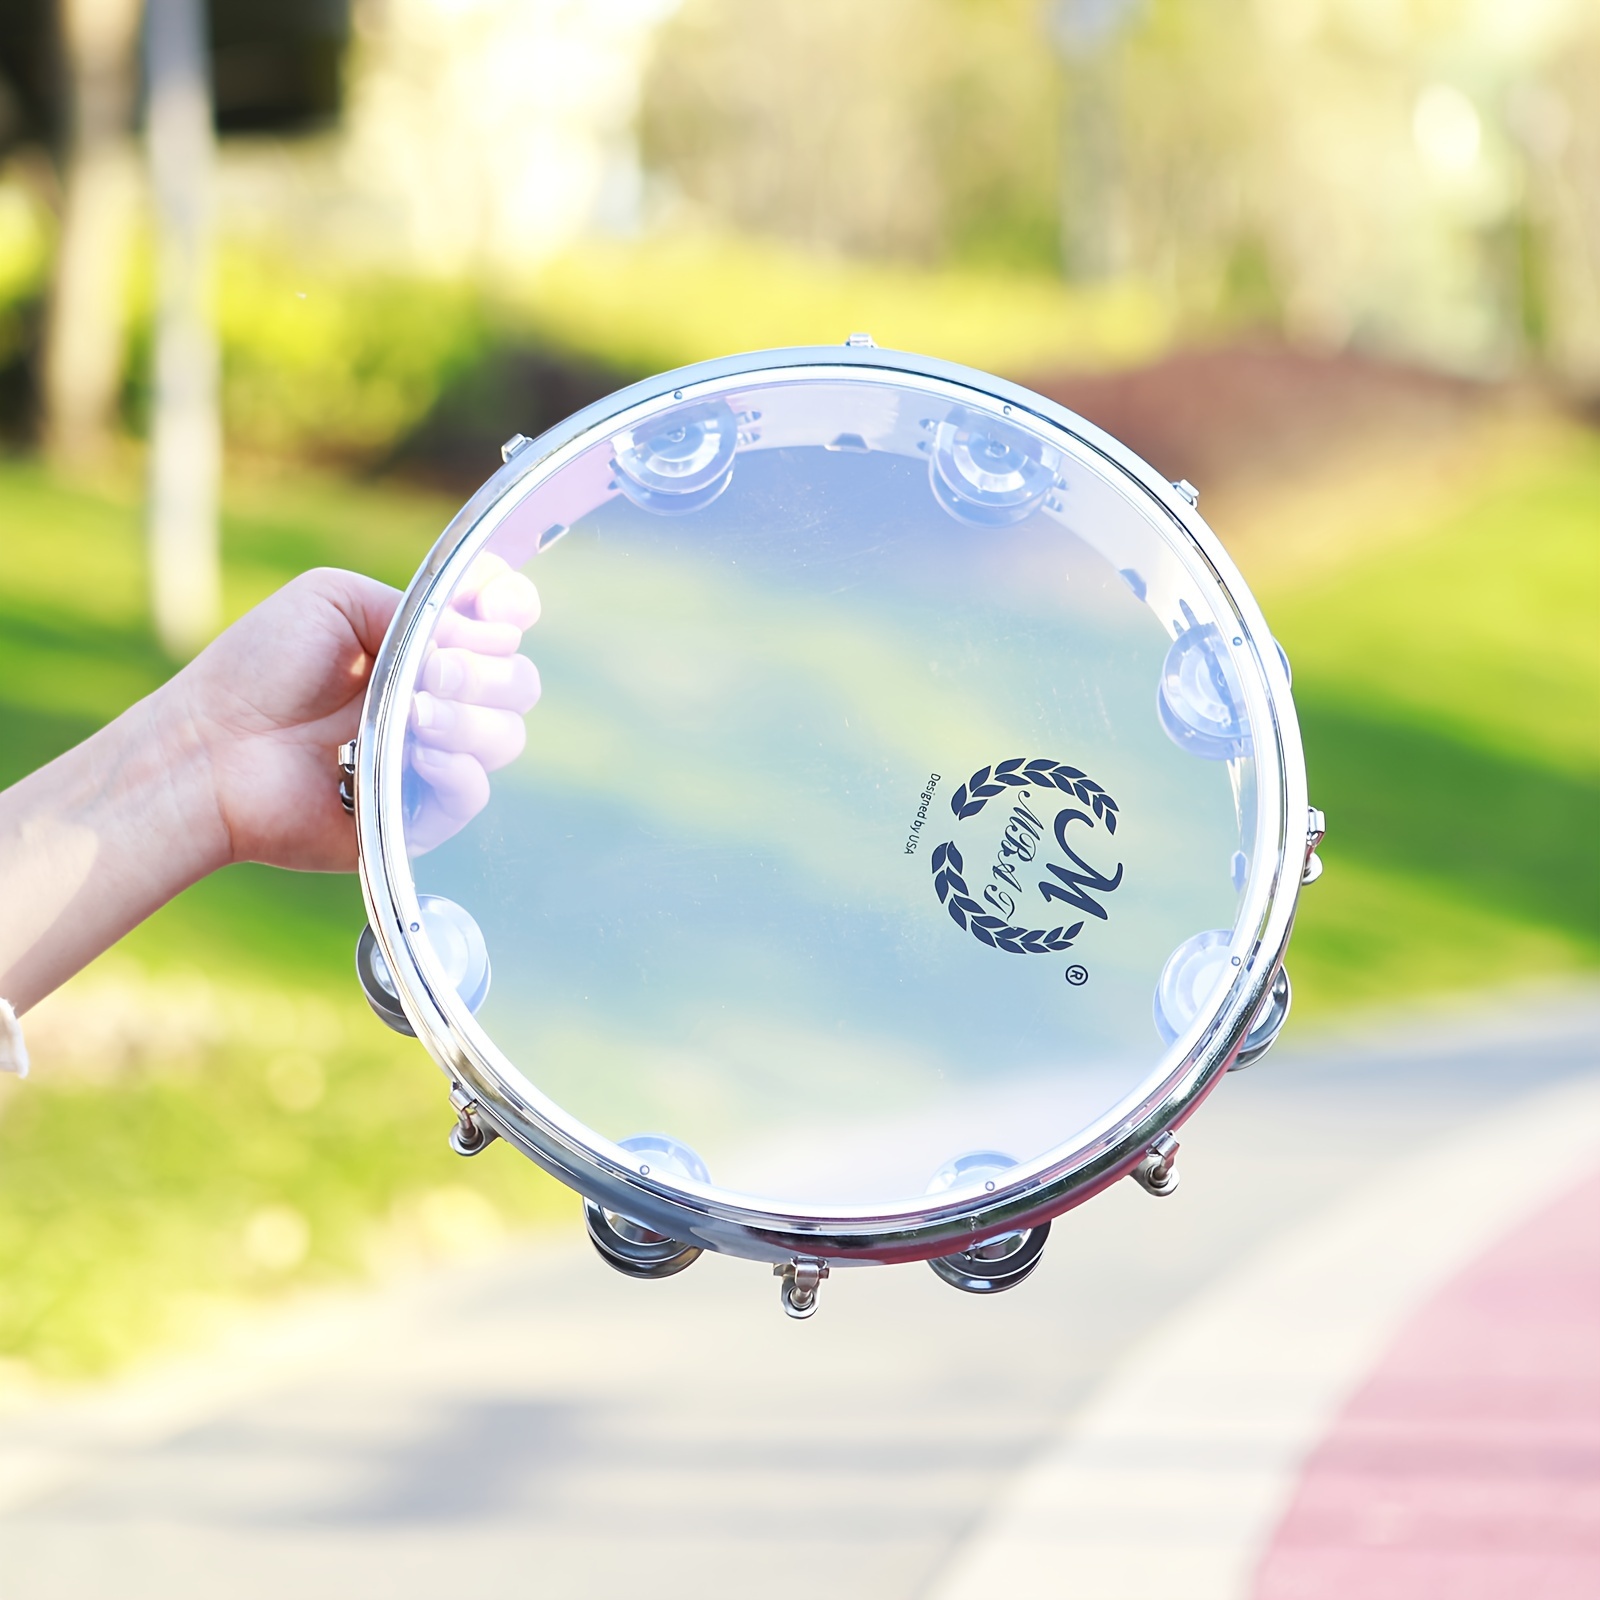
166, 568, 402, 872
168, 559, 540, 873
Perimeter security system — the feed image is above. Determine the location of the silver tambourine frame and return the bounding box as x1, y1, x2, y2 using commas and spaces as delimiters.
353, 343, 1310, 1268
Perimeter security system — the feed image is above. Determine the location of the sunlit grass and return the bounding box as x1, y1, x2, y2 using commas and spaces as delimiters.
1269, 425, 1600, 1016
1267, 430, 1600, 780
0, 966, 562, 1380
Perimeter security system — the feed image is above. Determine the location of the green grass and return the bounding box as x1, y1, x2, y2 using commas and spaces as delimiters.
1269, 428, 1600, 1012
0, 420, 1595, 1377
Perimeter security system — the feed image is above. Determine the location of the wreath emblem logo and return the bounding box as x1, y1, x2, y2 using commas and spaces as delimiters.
931, 758, 1123, 963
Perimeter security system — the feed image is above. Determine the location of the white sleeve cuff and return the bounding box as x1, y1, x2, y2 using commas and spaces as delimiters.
0, 998, 29, 1078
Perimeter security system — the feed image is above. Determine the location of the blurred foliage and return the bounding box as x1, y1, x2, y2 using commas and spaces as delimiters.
520, 232, 1170, 379
0, 174, 48, 359
116, 246, 497, 464
0, 164, 49, 433
641, 0, 1600, 380
641, 0, 1065, 272
110, 231, 1169, 469
1, 415, 1595, 1374
214, 251, 493, 460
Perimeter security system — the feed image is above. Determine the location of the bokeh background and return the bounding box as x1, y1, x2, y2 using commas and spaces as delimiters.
0, 0, 1595, 1381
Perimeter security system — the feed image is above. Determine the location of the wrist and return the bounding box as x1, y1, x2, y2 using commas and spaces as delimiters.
139, 676, 236, 882
0, 679, 232, 1012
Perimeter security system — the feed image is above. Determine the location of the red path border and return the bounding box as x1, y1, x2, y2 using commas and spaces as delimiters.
1254, 1171, 1600, 1598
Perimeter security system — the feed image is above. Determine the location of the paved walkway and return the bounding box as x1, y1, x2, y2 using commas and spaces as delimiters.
0, 989, 1595, 1599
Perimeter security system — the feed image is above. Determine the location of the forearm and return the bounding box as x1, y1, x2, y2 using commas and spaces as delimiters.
0, 684, 229, 1013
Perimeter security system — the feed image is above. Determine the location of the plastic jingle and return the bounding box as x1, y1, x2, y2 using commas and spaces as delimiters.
1153, 927, 1233, 1046
611, 398, 738, 516
924, 1149, 1052, 1295
929, 407, 1060, 527
583, 1133, 709, 1281
1157, 620, 1249, 761
1231, 966, 1292, 1070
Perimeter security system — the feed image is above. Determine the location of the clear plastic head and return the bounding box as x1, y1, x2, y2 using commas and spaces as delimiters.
383, 365, 1282, 1213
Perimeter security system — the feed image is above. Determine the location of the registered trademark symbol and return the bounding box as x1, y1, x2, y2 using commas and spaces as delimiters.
1065, 964, 1089, 986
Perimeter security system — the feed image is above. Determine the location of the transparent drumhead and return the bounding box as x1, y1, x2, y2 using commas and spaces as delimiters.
385, 366, 1279, 1212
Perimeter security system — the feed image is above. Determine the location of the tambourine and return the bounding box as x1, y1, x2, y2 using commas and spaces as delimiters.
345, 339, 1324, 1317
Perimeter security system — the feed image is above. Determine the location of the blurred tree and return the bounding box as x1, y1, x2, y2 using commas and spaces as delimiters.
145, 0, 219, 656
0, 5, 57, 157
640, 0, 1599, 381
639, 0, 1275, 316
11, 0, 352, 651
1517, 28, 1600, 390
1050, 0, 1141, 281
639, 0, 1063, 270
208, 0, 347, 134
42, 0, 141, 467
145, 0, 349, 654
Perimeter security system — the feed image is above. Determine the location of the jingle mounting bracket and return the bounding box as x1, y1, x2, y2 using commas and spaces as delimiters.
1132, 1131, 1180, 1195
776, 1257, 830, 1319
447, 1082, 498, 1157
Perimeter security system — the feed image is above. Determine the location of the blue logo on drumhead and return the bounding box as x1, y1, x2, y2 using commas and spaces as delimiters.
931, 758, 1123, 965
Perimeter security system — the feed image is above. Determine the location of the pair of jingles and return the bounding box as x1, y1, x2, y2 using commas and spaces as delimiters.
344, 340, 1324, 1318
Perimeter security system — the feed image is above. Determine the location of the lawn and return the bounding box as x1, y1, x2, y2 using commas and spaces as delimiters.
0, 416, 1595, 1378
1267, 427, 1600, 1011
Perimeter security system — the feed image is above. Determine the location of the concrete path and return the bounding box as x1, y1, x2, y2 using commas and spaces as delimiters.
0, 989, 1595, 1599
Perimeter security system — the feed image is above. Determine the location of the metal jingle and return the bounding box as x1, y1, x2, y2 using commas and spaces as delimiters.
355, 924, 414, 1035
928, 1219, 1051, 1295
1231, 966, 1292, 1069
583, 1197, 703, 1281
